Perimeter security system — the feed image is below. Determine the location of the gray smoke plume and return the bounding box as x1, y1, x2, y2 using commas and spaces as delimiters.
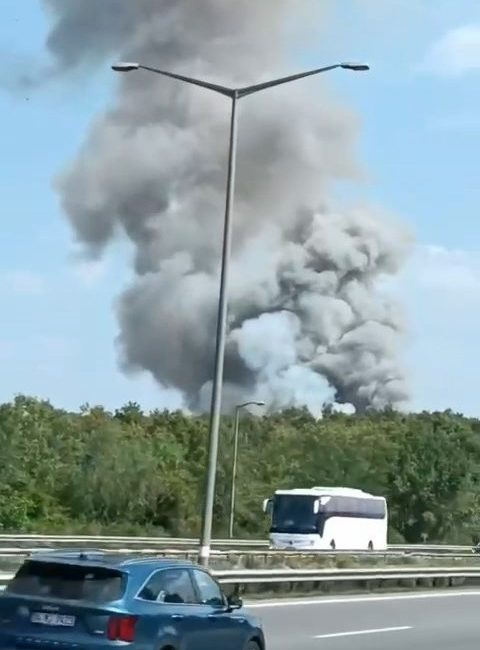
44, 0, 411, 414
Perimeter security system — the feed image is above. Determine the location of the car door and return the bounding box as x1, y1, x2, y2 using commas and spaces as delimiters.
136, 567, 205, 650
190, 568, 249, 650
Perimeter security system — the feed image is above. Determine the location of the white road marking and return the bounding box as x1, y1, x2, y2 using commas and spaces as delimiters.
314, 626, 412, 639
247, 589, 480, 608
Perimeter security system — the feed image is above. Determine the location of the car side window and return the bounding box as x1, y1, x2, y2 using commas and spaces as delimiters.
138, 569, 197, 604
192, 569, 225, 607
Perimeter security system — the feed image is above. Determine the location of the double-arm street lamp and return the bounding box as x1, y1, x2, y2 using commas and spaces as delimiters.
112, 59, 369, 566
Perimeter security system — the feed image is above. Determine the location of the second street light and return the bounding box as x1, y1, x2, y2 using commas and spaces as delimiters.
112, 59, 369, 566
229, 400, 265, 539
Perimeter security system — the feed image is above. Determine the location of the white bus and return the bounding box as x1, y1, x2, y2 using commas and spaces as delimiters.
263, 486, 387, 551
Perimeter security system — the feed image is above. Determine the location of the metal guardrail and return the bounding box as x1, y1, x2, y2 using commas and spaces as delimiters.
215, 566, 480, 584
0, 537, 476, 595
0, 535, 471, 554
392, 544, 472, 553
1, 566, 479, 591
0, 548, 475, 562
0, 535, 266, 548
0, 573, 12, 586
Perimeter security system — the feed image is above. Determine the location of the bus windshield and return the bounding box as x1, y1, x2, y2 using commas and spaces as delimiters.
271, 494, 317, 534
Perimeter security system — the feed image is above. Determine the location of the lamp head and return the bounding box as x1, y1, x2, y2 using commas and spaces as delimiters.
340, 62, 370, 71
112, 62, 140, 72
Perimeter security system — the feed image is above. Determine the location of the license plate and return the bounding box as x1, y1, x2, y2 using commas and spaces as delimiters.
31, 612, 76, 627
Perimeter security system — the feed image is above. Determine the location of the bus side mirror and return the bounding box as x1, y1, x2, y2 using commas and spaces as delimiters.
263, 498, 272, 515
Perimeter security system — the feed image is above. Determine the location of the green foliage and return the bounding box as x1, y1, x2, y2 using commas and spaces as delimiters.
0, 396, 479, 543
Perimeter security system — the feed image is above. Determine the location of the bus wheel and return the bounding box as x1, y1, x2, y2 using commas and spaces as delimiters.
330, 540, 336, 551
368, 541, 374, 551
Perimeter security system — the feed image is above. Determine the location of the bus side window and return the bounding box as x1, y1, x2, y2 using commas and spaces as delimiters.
346, 498, 356, 517
367, 500, 385, 519
357, 499, 366, 517
357, 499, 367, 517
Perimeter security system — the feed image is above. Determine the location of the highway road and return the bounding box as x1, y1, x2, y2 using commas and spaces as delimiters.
248, 590, 480, 649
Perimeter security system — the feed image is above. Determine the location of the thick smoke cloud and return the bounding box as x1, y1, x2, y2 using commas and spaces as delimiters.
45, 0, 411, 414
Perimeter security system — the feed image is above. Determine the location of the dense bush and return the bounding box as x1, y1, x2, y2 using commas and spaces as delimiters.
1, 395, 479, 544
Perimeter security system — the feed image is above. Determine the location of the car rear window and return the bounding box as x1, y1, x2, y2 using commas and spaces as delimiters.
6, 560, 125, 602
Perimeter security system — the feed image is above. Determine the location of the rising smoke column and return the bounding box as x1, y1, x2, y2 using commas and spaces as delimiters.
43, 0, 411, 414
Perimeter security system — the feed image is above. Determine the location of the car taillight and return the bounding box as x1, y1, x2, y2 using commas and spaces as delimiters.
107, 615, 137, 642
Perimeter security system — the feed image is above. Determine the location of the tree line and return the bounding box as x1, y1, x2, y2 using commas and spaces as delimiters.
1, 395, 480, 544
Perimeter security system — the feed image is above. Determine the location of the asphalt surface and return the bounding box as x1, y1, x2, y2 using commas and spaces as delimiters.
247, 590, 480, 649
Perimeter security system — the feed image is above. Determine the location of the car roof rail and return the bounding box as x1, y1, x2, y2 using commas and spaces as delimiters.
30, 548, 109, 558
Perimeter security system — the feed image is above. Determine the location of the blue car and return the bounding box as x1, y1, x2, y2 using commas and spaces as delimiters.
0, 551, 265, 650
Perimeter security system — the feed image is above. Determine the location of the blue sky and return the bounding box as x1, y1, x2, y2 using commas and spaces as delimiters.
1, 1, 479, 415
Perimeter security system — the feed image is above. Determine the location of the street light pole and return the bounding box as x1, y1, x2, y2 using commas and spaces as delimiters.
112, 60, 369, 566
228, 400, 265, 539
203, 92, 238, 555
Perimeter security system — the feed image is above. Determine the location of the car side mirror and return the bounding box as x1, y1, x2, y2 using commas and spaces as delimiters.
226, 593, 243, 611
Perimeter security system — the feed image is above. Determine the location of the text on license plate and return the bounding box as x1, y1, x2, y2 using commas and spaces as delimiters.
31, 612, 76, 627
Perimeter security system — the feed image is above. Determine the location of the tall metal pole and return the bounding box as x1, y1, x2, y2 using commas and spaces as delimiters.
198, 93, 239, 566
112, 60, 369, 567
228, 406, 241, 539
